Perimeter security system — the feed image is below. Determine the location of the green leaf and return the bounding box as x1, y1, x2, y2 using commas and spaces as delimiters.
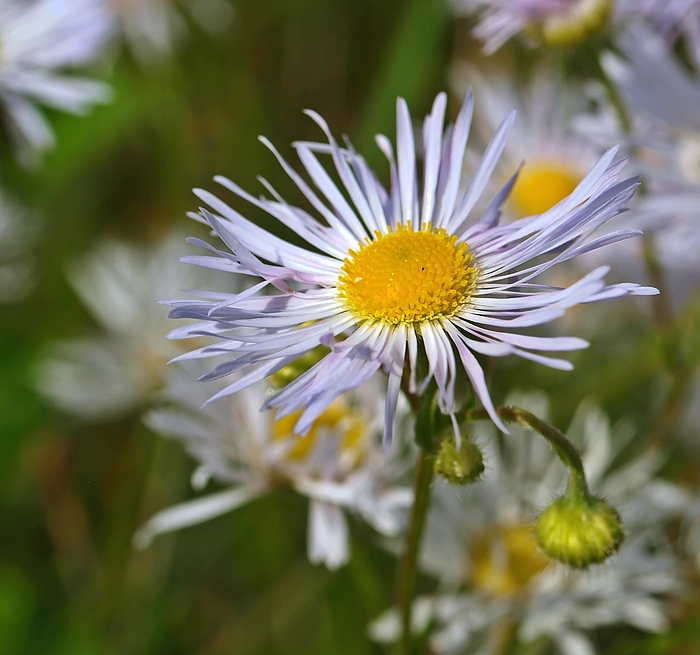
354, 0, 450, 158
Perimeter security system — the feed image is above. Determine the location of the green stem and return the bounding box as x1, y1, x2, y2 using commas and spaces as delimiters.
642, 232, 675, 332
494, 617, 518, 655
462, 406, 590, 500
397, 447, 435, 655
648, 361, 693, 446
596, 57, 632, 135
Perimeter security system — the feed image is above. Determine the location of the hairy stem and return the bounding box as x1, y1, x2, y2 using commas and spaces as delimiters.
462, 406, 590, 499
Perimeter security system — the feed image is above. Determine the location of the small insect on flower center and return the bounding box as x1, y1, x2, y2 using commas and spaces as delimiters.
337, 222, 478, 325
511, 161, 581, 217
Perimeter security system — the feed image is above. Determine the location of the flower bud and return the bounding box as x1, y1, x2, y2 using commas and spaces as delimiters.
434, 437, 484, 485
535, 494, 624, 568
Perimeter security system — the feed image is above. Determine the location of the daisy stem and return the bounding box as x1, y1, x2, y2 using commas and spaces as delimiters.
397, 446, 435, 655
462, 406, 589, 500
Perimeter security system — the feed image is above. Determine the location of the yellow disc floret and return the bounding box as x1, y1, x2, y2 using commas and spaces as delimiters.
470, 524, 550, 597
539, 0, 612, 48
273, 399, 367, 466
337, 222, 478, 325
511, 161, 582, 217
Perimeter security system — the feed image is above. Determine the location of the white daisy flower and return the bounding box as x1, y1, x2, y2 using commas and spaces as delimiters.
168, 91, 655, 447
109, 0, 234, 63
0, 0, 113, 162
453, 0, 614, 54
451, 64, 604, 220
616, 0, 700, 69
371, 392, 691, 655
133, 366, 414, 569
36, 233, 222, 419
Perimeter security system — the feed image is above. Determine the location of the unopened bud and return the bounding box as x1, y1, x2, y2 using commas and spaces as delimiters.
536, 494, 624, 568
434, 437, 484, 485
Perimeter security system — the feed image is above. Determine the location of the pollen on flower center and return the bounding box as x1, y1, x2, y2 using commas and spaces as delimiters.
337, 222, 478, 325
511, 161, 582, 217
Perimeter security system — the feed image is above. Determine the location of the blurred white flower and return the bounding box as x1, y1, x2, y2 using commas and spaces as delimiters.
595, 26, 700, 301
109, 0, 234, 63
371, 392, 690, 655
616, 0, 700, 69
133, 367, 414, 569
453, 0, 613, 54
451, 64, 604, 220
36, 233, 221, 419
455, 0, 700, 58
0, 0, 113, 163
0, 188, 34, 302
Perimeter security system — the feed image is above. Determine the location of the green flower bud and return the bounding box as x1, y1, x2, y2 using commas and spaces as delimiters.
536, 494, 624, 568
434, 437, 484, 485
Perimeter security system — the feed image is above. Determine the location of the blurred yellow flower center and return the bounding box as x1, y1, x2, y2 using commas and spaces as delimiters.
337, 222, 478, 325
535, 0, 612, 48
272, 400, 367, 465
469, 524, 550, 597
510, 161, 581, 217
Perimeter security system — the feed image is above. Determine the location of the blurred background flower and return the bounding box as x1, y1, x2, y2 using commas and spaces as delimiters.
0, 0, 113, 164
35, 233, 224, 419
134, 368, 414, 569
109, 0, 234, 63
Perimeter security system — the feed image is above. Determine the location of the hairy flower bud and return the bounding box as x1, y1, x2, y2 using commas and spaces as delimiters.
536, 494, 624, 568
434, 437, 485, 485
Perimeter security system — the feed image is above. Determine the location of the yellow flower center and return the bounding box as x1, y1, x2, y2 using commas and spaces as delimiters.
272, 399, 367, 465
534, 0, 612, 48
469, 525, 550, 597
510, 161, 582, 217
337, 222, 478, 325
